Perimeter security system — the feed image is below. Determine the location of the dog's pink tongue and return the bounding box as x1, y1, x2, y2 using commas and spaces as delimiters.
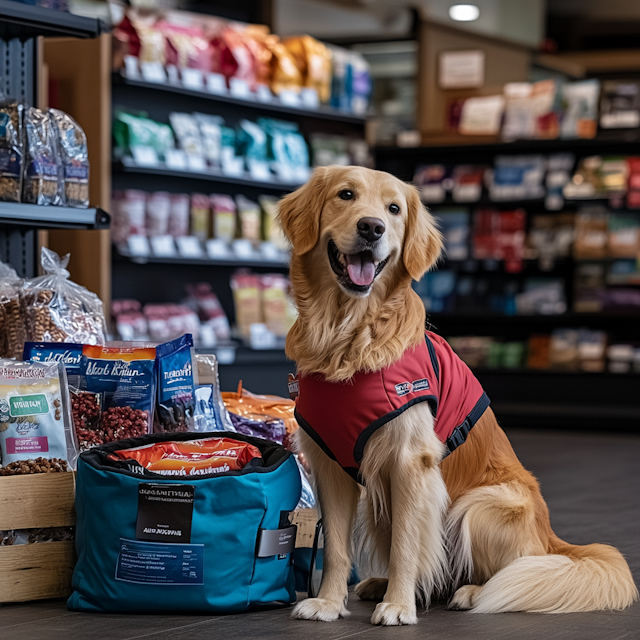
346, 252, 376, 286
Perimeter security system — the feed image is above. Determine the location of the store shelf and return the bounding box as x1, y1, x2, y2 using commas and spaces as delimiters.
471, 366, 640, 377
112, 158, 302, 192
0, 203, 110, 229
114, 73, 367, 125
0, 1, 107, 40
423, 196, 620, 210
115, 247, 289, 269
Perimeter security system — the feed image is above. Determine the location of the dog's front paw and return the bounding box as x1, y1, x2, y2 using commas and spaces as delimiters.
448, 585, 482, 610
371, 602, 417, 626
291, 597, 349, 622
355, 577, 388, 601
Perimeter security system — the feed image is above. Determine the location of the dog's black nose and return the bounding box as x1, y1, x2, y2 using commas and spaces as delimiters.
357, 217, 386, 242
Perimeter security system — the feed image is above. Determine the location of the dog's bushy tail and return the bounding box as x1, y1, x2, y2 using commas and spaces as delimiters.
463, 541, 638, 613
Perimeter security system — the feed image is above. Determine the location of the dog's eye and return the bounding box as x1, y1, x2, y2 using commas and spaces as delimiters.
338, 189, 354, 201
389, 203, 400, 215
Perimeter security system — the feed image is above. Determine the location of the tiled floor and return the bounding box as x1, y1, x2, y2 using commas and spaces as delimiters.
1, 428, 639, 640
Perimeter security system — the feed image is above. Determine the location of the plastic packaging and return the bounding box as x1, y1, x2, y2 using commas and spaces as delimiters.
191, 193, 210, 241
0, 261, 25, 359
23, 107, 62, 205
0, 102, 24, 203
235, 194, 261, 241
231, 271, 262, 336
210, 193, 236, 241
111, 436, 262, 477
168, 193, 190, 237
194, 353, 233, 431
22, 342, 84, 374
169, 112, 203, 157
155, 334, 198, 433
0, 360, 77, 470
72, 344, 156, 451
49, 108, 90, 208
195, 113, 223, 167
21, 248, 107, 345
146, 191, 171, 237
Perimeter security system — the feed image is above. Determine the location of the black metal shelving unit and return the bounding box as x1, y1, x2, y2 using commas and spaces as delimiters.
376, 138, 640, 430
112, 74, 366, 387
0, 4, 108, 277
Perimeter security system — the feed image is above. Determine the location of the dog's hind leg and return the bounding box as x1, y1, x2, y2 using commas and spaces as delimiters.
291, 431, 360, 622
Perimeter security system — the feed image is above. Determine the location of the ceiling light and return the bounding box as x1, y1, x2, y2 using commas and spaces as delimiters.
449, 4, 480, 21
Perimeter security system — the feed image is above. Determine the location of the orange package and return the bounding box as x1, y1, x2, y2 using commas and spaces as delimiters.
222, 381, 298, 434
113, 437, 261, 476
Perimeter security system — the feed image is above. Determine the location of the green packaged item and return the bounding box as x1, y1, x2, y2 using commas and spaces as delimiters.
113, 110, 175, 163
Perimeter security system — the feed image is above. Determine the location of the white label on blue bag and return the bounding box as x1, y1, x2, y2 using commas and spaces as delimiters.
115, 538, 204, 585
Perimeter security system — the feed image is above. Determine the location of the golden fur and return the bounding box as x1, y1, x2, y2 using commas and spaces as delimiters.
278, 166, 638, 625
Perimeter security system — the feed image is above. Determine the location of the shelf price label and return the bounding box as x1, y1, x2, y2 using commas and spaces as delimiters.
150, 235, 176, 258
278, 90, 301, 107
300, 88, 319, 109
140, 62, 167, 84
187, 155, 207, 173
127, 235, 151, 258
206, 239, 231, 260
229, 78, 252, 99
206, 73, 227, 95
165, 149, 188, 171
177, 236, 203, 258
232, 239, 256, 260
182, 68, 204, 91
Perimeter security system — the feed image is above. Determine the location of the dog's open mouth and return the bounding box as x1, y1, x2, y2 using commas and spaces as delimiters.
328, 239, 389, 293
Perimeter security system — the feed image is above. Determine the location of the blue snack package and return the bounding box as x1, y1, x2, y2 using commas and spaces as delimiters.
23, 341, 84, 374
155, 334, 197, 433
73, 345, 156, 451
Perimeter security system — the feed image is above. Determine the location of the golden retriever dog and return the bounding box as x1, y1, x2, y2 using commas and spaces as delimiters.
277, 165, 637, 626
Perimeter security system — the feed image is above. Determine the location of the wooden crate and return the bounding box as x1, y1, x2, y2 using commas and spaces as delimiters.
0, 472, 77, 603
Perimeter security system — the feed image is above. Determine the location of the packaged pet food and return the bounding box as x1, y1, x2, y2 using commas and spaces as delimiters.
117, 189, 147, 239
194, 113, 223, 167
146, 191, 171, 237
284, 36, 332, 103
259, 195, 289, 250
194, 353, 234, 431
23, 107, 62, 205
0, 102, 24, 203
155, 334, 198, 433
244, 25, 277, 89
0, 360, 77, 470
210, 193, 236, 241
111, 436, 262, 477
168, 193, 190, 237
113, 110, 175, 164
169, 112, 203, 157
560, 80, 600, 140
237, 120, 269, 179
260, 274, 290, 336
269, 39, 303, 95
21, 248, 107, 345
184, 283, 231, 342
0, 261, 25, 359
49, 109, 90, 208
231, 271, 262, 336
71, 344, 156, 451
235, 194, 261, 242
210, 27, 255, 88
191, 193, 210, 241
23, 342, 84, 375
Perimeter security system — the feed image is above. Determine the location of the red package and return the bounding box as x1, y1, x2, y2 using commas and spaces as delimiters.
112, 437, 262, 476
210, 27, 255, 87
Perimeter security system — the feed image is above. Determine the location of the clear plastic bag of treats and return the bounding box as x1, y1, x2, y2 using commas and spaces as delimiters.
49, 108, 90, 208
23, 107, 62, 206
0, 101, 24, 203
21, 248, 106, 345
0, 260, 25, 359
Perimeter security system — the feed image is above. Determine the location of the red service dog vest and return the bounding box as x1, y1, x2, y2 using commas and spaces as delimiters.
294, 331, 490, 483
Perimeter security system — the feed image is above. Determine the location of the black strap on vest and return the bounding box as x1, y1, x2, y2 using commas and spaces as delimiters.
424, 334, 440, 383
442, 391, 490, 459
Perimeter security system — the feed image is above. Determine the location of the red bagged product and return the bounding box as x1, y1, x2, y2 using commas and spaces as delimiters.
210, 27, 255, 88
112, 436, 262, 476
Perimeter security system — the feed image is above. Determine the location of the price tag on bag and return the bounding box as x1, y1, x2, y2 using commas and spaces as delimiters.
140, 62, 166, 84
206, 239, 231, 259
182, 68, 204, 91
206, 73, 227, 95
230, 78, 252, 99
165, 149, 187, 171
127, 235, 150, 258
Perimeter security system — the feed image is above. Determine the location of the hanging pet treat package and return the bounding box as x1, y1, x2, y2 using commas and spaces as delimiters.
20, 247, 107, 345
194, 353, 234, 432
0, 101, 24, 203
155, 334, 198, 433
70, 344, 156, 451
68, 430, 301, 613
50, 108, 90, 208
0, 360, 77, 473
0, 260, 26, 359
22, 107, 62, 205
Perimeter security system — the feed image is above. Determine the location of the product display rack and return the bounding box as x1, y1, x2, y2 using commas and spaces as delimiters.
376, 137, 640, 430
0, 4, 109, 277
112, 74, 366, 389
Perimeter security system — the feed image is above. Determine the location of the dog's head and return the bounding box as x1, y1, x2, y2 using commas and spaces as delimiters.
278, 165, 442, 298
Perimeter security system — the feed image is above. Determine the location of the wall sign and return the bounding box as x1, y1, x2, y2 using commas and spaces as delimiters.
439, 50, 485, 89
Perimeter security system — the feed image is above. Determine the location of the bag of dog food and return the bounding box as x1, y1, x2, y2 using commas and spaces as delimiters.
0, 101, 24, 203
50, 109, 90, 208
111, 436, 262, 477
0, 261, 25, 359
23, 342, 84, 374
23, 107, 62, 205
0, 360, 77, 470
155, 334, 198, 433
72, 344, 156, 451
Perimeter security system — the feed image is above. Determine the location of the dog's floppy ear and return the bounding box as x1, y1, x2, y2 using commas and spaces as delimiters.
277, 167, 329, 255
402, 183, 443, 280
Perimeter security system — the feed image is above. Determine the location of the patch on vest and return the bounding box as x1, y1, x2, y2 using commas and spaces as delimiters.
395, 378, 430, 396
